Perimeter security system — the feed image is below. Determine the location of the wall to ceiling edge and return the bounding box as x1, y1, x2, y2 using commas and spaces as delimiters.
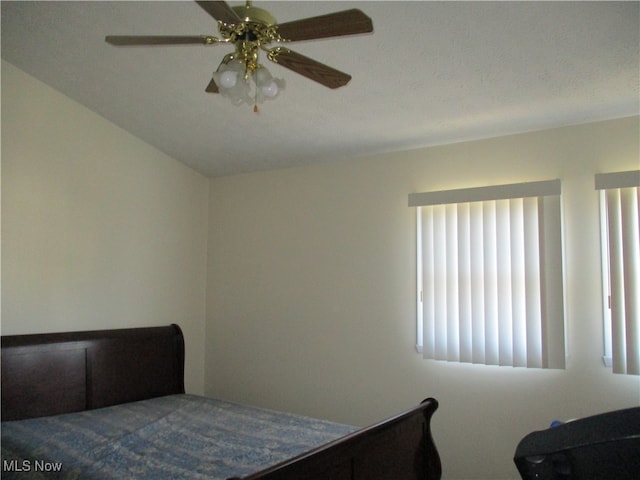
206, 115, 640, 479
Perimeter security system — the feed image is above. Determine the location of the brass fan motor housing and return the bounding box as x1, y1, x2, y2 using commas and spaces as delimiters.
220, 4, 282, 73
231, 4, 276, 27
219, 4, 284, 47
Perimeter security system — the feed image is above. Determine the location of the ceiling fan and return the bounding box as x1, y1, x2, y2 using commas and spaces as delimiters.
105, 1, 373, 111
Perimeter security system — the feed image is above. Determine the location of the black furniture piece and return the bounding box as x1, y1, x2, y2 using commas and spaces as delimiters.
514, 406, 640, 479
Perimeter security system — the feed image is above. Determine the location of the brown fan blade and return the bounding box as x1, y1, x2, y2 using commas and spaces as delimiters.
276, 9, 373, 42
205, 78, 219, 94
105, 35, 215, 46
195, 1, 241, 25
271, 49, 351, 89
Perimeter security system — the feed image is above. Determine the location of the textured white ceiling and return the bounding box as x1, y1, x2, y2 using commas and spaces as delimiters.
2, 1, 638, 177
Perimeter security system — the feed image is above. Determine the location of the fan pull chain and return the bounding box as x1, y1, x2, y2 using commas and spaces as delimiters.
253, 71, 259, 113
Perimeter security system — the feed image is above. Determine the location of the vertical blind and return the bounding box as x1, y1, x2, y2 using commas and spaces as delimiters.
596, 170, 640, 375
409, 180, 565, 369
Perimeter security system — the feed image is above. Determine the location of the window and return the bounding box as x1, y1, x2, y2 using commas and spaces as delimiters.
596, 170, 639, 375
409, 180, 565, 369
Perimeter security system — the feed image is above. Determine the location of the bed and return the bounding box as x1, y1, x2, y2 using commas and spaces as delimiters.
1, 324, 441, 480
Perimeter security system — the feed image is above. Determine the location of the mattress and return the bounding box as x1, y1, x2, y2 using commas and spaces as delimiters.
1, 394, 356, 480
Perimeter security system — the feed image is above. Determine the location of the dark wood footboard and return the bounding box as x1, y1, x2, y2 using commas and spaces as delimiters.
228, 397, 441, 480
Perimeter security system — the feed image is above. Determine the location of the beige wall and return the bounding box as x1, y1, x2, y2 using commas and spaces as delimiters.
207, 116, 640, 479
1, 61, 208, 394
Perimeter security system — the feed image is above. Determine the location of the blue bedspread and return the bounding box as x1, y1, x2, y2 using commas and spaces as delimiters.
1, 394, 356, 479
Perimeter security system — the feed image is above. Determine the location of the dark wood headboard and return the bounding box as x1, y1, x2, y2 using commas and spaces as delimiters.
1, 324, 185, 421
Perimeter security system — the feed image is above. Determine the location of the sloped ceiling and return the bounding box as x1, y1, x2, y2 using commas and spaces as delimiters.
2, 1, 638, 177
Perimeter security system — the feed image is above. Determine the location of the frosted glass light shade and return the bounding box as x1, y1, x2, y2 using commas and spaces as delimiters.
254, 66, 285, 103
212, 59, 252, 106
217, 70, 238, 89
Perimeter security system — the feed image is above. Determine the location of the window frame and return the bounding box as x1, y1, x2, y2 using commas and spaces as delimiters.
410, 179, 565, 369
595, 170, 640, 375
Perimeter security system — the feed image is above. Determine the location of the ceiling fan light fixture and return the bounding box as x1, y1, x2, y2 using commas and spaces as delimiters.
212, 58, 284, 108
106, 1, 373, 110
